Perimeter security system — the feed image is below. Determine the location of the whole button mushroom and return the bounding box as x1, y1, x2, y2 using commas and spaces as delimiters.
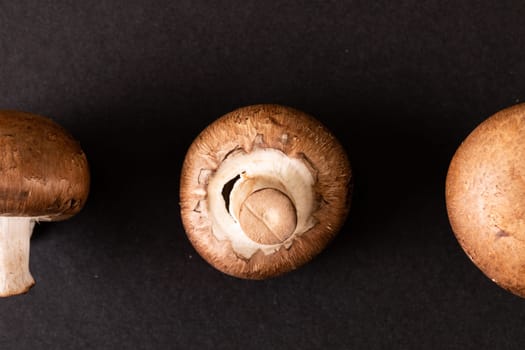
446, 103, 525, 298
0, 111, 89, 297
180, 104, 352, 279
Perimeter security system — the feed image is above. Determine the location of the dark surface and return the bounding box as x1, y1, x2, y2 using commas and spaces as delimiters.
0, 1, 524, 349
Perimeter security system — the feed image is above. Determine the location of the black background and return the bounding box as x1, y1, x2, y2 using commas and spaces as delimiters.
0, 1, 524, 349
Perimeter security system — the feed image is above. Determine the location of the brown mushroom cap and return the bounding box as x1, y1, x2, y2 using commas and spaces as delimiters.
0, 110, 90, 220
446, 103, 525, 298
180, 104, 352, 279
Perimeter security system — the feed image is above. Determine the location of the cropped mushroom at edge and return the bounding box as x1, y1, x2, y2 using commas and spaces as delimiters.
0, 111, 90, 297
446, 103, 525, 298
179, 104, 352, 279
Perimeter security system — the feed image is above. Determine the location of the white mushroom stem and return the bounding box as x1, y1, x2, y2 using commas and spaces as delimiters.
0, 217, 35, 297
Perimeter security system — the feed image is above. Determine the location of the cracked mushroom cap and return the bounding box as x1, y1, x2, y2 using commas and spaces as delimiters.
180, 104, 352, 279
0, 110, 90, 220
446, 103, 525, 298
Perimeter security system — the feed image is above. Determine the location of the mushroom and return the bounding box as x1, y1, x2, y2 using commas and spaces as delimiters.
180, 104, 352, 279
0, 110, 89, 297
446, 103, 525, 298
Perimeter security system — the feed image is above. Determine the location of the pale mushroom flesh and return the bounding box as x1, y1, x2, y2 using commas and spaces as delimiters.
208, 147, 319, 258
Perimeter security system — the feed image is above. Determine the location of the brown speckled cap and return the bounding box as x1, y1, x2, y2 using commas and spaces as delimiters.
180, 104, 352, 279
0, 110, 90, 220
446, 103, 525, 298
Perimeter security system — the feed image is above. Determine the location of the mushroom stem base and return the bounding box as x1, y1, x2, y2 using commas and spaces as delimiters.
0, 217, 35, 297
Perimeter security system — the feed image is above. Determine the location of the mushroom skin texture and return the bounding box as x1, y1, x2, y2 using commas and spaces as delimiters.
180, 104, 352, 279
446, 103, 525, 298
0, 111, 90, 297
